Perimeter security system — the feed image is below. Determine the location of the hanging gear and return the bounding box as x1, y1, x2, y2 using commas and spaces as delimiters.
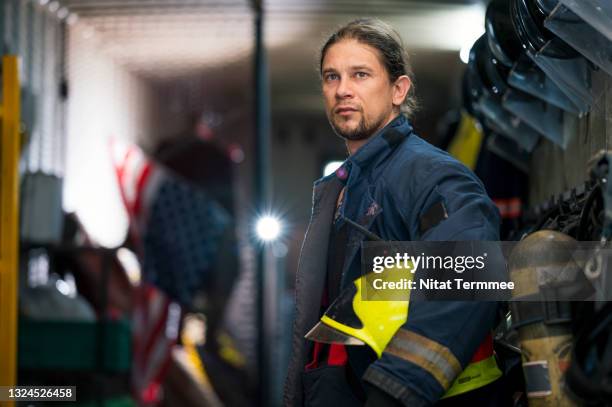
510, 0, 576, 59
486, 0, 523, 68
510, 0, 595, 112
467, 35, 541, 153
508, 230, 587, 406
565, 302, 612, 403
565, 152, 612, 403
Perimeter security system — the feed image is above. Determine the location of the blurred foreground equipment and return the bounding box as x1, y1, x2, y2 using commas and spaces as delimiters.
0, 55, 21, 400
508, 231, 582, 406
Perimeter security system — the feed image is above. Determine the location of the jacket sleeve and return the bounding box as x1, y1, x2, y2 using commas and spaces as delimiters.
362, 159, 501, 406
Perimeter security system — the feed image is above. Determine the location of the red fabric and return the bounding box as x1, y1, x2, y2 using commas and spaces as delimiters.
131, 284, 180, 405
493, 197, 522, 219
306, 285, 349, 370
133, 162, 153, 217
328, 344, 348, 366
305, 341, 324, 370
308, 333, 493, 369
305, 342, 348, 370
470, 333, 494, 363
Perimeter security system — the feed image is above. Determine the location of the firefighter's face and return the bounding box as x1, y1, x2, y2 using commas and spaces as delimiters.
321, 39, 409, 142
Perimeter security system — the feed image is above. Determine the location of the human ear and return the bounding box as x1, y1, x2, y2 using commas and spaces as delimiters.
392, 75, 411, 107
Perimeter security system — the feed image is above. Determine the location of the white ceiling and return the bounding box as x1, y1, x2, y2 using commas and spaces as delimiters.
60, 0, 486, 79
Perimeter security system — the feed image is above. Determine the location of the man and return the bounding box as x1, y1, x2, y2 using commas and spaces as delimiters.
284, 19, 503, 407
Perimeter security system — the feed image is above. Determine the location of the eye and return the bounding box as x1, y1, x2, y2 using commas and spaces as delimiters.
355, 71, 369, 79
324, 73, 339, 82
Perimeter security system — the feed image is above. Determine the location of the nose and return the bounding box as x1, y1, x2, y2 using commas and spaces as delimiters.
336, 76, 354, 99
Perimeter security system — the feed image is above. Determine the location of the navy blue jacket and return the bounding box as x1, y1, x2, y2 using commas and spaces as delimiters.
284, 115, 501, 406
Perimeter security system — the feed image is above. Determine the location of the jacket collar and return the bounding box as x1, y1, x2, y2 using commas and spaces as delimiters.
347, 114, 412, 173
314, 114, 412, 188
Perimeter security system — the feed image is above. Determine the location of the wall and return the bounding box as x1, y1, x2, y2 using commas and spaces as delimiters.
2, 0, 66, 175
529, 72, 612, 207
2, 0, 158, 247
64, 22, 157, 247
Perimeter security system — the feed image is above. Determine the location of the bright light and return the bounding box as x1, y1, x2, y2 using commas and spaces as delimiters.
57, 7, 69, 20
55, 279, 71, 297
66, 13, 79, 26
256, 215, 282, 241
459, 30, 483, 64
460, 44, 472, 64
323, 161, 344, 177
390, 4, 486, 51
48, 1, 59, 12
117, 248, 141, 285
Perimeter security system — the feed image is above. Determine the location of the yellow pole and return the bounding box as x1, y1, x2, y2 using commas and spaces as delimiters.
0, 55, 21, 404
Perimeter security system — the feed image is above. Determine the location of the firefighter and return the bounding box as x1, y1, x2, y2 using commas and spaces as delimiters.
283, 18, 504, 406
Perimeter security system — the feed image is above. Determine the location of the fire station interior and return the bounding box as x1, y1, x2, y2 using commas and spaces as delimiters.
0, 0, 611, 406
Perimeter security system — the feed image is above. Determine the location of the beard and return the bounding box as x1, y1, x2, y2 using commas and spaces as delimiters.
328, 109, 386, 141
